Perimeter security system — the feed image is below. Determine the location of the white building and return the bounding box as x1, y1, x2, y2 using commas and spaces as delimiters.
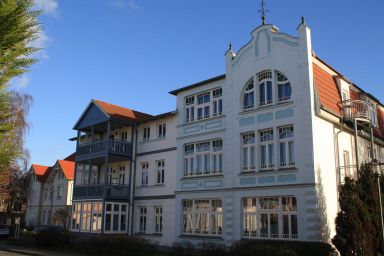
26, 157, 75, 228
69, 19, 384, 245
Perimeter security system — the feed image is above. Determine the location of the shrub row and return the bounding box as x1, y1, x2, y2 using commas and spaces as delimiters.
34, 231, 337, 256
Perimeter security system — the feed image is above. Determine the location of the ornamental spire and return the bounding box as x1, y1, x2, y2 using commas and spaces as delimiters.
258, 0, 268, 25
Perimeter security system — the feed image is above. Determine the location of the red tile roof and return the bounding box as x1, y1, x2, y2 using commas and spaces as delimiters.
31, 164, 50, 181
94, 100, 153, 122
313, 63, 341, 115
57, 160, 75, 180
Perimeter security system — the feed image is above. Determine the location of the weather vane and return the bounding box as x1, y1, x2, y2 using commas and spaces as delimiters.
258, 0, 268, 25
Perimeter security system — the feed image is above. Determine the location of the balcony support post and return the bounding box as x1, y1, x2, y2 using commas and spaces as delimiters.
88, 159, 92, 186
100, 120, 110, 235
370, 126, 375, 161
354, 119, 360, 175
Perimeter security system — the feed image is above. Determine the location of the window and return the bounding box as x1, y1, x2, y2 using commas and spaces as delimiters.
242, 196, 298, 239
139, 207, 147, 232
341, 89, 349, 101
258, 71, 273, 106
143, 127, 150, 141
155, 207, 163, 233
278, 126, 294, 167
119, 165, 126, 185
242, 132, 256, 171
57, 185, 63, 200
212, 88, 223, 117
141, 163, 148, 186
71, 203, 81, 231
182, 199, 222, 236
158, 123, 166, 138
260, 129, 274, 169
105, 202, 128, 233
184, 88, 223, 123
276, 71, 291, 102
184, 139, 223, 177
81, 203, 92, 232
121, 131, 128, 141
92, 203, 103, 233
156, 160, 165, 184
243, 79, 255, 110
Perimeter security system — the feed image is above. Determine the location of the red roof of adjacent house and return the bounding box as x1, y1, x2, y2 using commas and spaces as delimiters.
31, 164, 50, 181
94, 100, 153, 122
313, 56, 384, 139
57, 160, 75, 180
313, 62, 341, 115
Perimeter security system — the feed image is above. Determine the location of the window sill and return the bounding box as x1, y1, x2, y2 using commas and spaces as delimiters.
179, 234, 223, 240
238, 167, 297, 175
239, 101, 294, 115
181, 173, 224, 180
137, 184, 166, 188
181, 114, 225, 127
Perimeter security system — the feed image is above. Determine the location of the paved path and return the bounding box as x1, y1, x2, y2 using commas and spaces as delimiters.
0, 241, 79, 256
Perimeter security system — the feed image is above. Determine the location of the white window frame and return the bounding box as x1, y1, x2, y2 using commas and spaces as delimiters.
158, 123, 166, 138
139, 207, 147, 233
156, 160, 165, 184
184, 87, 223, 123
104, 202, 128, 233
57, 185, 63, 200
259, 129, 274, 169
241, 132, 256, 171
242, 196, 298, 240
276, 71, 292, 102
183, 139, 223, 177
258, 71, 273, 107
243, 79, 255, 110
278, 126, 295, 168
141, 163, 149, 186
182, 199, 222, 237
143, 127, 150, 142
154, 206, 163, 234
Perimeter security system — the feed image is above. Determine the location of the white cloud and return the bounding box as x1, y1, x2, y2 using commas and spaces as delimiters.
11, 75, 30, 89
110, 0, 139, 10
34, 0, 58, 15
29, 28, 50, 59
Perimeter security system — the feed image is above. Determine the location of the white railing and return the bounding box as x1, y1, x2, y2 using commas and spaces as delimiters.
339, 99, 371, 122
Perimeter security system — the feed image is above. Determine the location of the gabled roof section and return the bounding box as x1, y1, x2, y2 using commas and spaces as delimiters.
31, 164, 51, 182
94, 100, 153, 122
169, 74, 225, 96
73, 99, 153, 130
64, 152, 76, 161
57, 160, 75, 180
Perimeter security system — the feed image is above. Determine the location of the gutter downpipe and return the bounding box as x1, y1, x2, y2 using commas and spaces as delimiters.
354, 119, 360, 175
128, 124, 138, 236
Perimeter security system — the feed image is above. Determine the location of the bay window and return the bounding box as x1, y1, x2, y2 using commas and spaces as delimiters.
184, 139, 223, 177
242, 196, 298, 239
182, 199, 222, 236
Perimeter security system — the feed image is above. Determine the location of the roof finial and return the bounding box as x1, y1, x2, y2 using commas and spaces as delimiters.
229, 42, 232, 51
258, 0, 268, 25
301, 15, 306, 25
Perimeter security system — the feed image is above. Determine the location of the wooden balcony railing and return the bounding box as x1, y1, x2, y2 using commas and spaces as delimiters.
73, 184, 130, 200
339, 99, 372, 123
76, 139, 132, 157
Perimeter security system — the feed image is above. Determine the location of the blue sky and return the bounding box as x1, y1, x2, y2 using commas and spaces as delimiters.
15, 0, 384, 167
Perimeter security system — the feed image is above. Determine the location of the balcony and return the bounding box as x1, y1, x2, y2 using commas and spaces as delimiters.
76, 139, 132, 162
73, 184, 130, 200
339, 99, 372, 124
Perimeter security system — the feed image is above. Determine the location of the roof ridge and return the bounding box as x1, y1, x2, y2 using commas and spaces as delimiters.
94, 99, 154, 117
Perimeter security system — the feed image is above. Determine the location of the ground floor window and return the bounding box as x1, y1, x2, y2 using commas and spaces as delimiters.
242, 196, 298, 239
71, 201, 104, 233
104, 202, 128, 233
154, 207, 163, 234
139, 207, 147, 232
182, 199, 222, 236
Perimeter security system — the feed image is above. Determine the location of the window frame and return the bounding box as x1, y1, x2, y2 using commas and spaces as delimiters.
141, 163, 149, 186
278, 125, 295, 168
156, 160, 165, 184
139, 207, 147, 233
154, 206, 163, 234
157, 123, 166, 139
259, 129, 274, 170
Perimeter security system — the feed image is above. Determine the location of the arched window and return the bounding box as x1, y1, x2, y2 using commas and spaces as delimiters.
258, 71, 273, 106
276, 71, 292, 102
243, 79, 255, 110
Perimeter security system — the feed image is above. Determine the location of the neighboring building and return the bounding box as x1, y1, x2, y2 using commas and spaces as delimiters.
69, 18, 384, 245
25, 157, 75, 228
